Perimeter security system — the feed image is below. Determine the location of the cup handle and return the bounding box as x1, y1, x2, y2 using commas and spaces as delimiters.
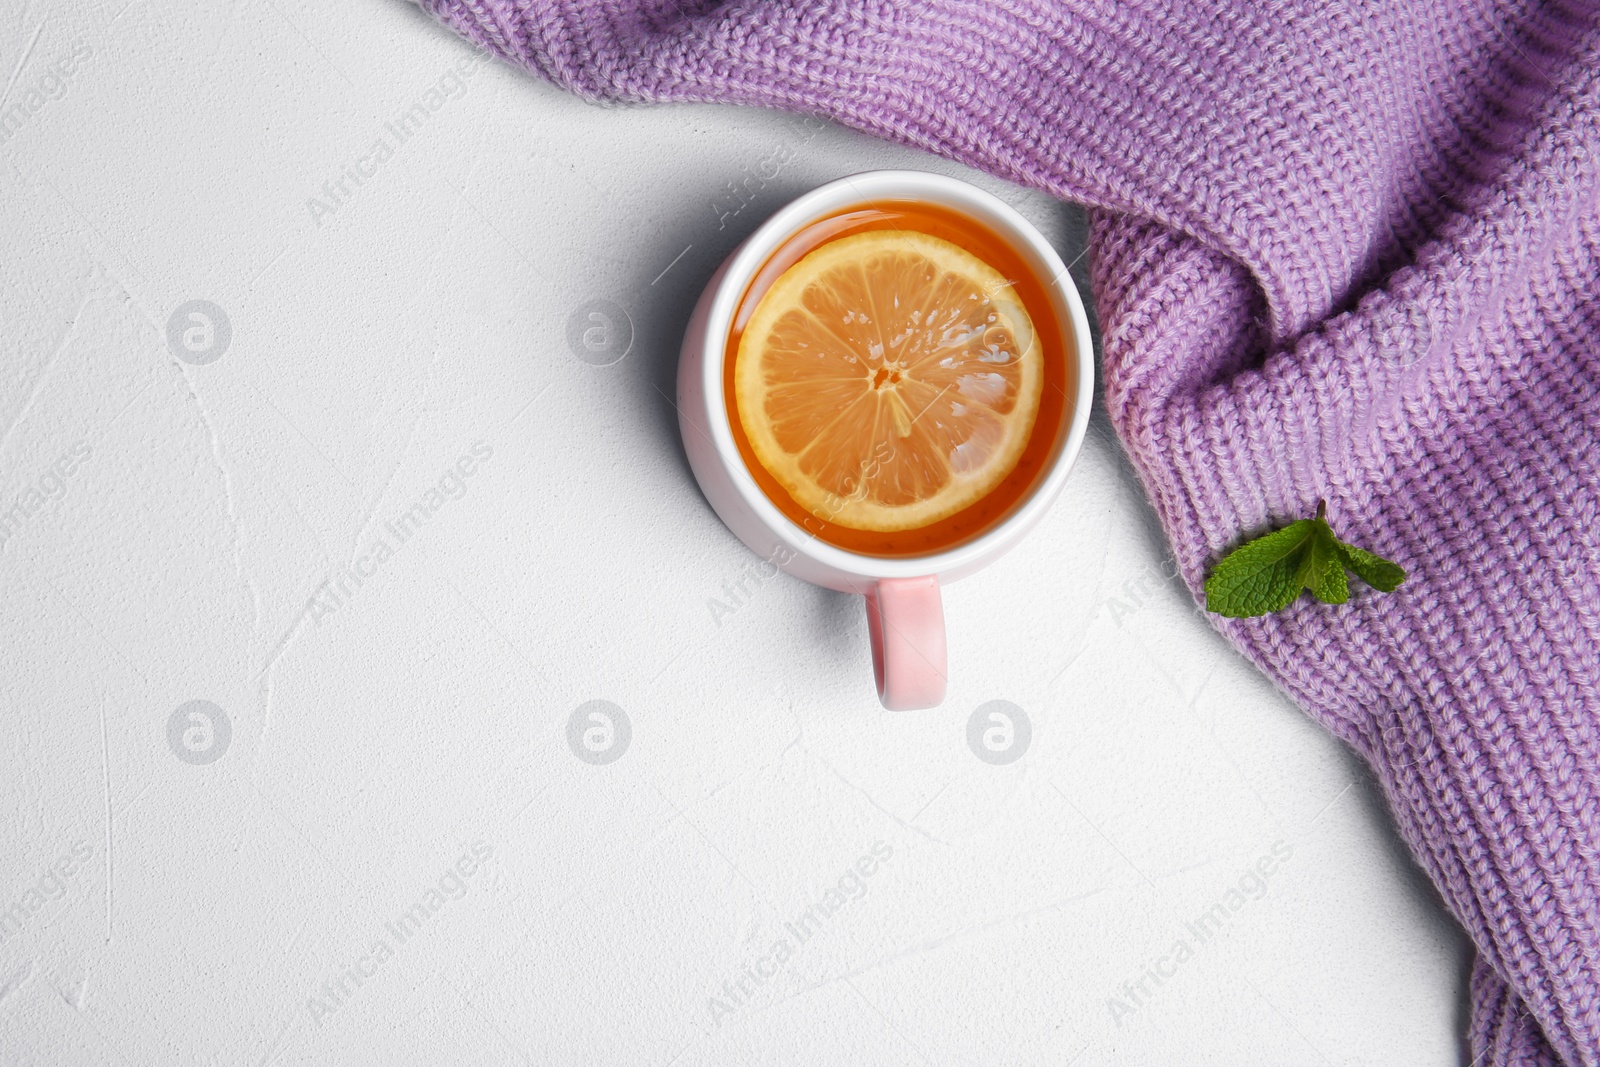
864, 576, 947, 710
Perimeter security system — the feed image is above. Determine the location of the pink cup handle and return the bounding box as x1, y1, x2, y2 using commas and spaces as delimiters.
864, 576, 947, 710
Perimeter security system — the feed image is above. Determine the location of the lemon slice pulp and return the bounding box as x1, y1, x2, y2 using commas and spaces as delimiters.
734, 229, 1043, 532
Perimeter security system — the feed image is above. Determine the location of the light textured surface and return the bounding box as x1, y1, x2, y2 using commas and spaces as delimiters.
0, 2, 1470, 1064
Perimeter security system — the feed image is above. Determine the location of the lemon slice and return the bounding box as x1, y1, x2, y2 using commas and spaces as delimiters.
734, 229, 1043, 532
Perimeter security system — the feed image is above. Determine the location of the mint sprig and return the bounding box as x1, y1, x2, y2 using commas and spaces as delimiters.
1204, 501, 1405, 618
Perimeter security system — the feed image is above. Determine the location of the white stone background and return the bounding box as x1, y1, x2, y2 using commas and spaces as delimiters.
0, 2, 1474, 1064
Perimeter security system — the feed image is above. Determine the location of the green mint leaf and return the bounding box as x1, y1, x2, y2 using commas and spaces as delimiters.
1332, 539, 1407, 592
1308, 521, 1349, 604
1203, 519, 1318, 618
1204, 502, 1405, 617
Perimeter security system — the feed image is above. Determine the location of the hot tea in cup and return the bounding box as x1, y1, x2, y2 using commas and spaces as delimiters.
678, 171, 1093, 710
724, 200, 1075, 557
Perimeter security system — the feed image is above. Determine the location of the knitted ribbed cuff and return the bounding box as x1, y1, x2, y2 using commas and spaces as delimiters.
1474, 956, 1567, 1067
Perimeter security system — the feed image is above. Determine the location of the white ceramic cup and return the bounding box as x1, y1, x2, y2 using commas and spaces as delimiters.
678, 170, 1094, 710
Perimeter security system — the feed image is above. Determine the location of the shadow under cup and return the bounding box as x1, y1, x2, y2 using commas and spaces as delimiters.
677, 170, 1094, 710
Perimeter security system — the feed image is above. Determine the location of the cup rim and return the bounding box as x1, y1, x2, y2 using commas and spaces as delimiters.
697, 169, 1095, 581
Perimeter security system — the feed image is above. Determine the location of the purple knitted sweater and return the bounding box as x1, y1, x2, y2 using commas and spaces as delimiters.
416, 1, 1600, 1061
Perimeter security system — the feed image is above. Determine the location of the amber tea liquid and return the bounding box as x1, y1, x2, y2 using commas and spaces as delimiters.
724, 200, 1075, 558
